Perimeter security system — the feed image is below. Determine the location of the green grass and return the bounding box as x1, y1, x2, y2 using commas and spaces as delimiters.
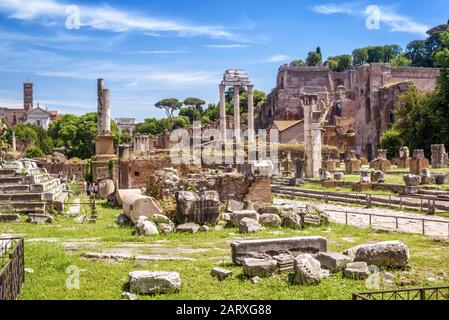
298, 183, 396, 196
1, 196, 449, 300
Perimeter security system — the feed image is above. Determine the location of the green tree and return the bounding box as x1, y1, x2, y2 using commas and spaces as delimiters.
26, 146, 44, 159
155, 98, 183, 118
179, 106, 202, 124
380, 128, 402, 159
183, 97, 206, 113
367, 46, 385, 63
352, 47, 369, 66
290, 59, 305, 67
202, 103, 220, 124
135, 118, 165, 136
405, 40, 430, 67
306, 51, 322, 66
326, 55, 352, 72
383, 44, 402, 63
391, 54, 412, 67
8, 124, 53, 155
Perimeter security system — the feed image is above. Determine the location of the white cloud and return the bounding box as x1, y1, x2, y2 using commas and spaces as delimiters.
125, 50, 190, 55
311, 4, 353, 15
0, 0, 242, 41
204, 44, 249, 49
258, 54, 290, 63
311, 3, 429, 36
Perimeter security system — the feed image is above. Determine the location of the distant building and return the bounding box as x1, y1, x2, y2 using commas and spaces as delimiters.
25, 106, 51, 130
115, 118, 137, 135
271, 120, 304, 144
0, 82, 60, 128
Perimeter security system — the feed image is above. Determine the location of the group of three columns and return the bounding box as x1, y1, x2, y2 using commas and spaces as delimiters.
219, 84, 255, 145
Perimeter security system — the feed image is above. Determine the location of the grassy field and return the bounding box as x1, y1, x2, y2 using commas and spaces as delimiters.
1, 197, 448, 300
298, 183, 397, 196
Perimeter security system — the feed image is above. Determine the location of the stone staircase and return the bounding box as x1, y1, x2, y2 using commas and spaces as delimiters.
0, 160, 68, 214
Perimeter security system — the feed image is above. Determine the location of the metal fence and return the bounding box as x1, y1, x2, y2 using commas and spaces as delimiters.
353, 286, 449, 300
0, 237, 25, 300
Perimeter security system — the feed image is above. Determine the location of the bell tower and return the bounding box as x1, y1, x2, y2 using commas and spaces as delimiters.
24, 82, 33, 112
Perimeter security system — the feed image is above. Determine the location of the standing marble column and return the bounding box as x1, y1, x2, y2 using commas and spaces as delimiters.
233, 85, 241, 143
12, 130, 16, 152
247, 85, 255, 144
219, 84, 226, 143
97, 79, 104, 134
102, 89, 111, 134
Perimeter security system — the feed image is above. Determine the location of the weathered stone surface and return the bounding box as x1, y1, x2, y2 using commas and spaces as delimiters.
121, 292, 138, 300
282, 212, 303, 229
74, 214, 87, 224
98, 179, 115, 199
360, 171, 371, 183
239, 218, 263, 233
343, 262, 370, 280
27, 214, 53, 224
200, 225, 210, 232
116, 213, 130, 226
371, 170, 385, 183
316, 252, 352, 272
259, 214, 282, 228
135, 218, 159, 236
0, 214, 20, 222
230, 210, 260, 226
129, 271, 181, 295
123, 194, 163, 225
176, 223, 200, 234
345, 241, 410, 269
404, 174, 421, 187
434, 174, 449, 185
151, 214, 172, 225
227, 199, 244, 212
293, 254, 321, 285
116, 189, 142, 206
158, 223, 174, 234
319, 168, 332, 182
243, 258, 277, 277
333, 172, 345, 181
176, 191, 220, 224
231, 236, 328, 265
211, 268, 233, 281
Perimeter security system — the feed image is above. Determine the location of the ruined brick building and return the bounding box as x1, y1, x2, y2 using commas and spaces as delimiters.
259, 63, 439, 161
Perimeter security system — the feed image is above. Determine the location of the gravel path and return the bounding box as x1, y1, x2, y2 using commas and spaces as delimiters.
274, 198, 449, 238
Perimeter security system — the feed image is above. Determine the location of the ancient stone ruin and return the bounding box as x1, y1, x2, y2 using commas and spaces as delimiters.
0, 159, 67, 217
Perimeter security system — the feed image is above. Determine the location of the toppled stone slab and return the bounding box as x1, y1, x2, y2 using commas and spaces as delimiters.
116, 189, 142, 206
316, 252, 352, 272
123, 195, 163, 224
98, 179, 115, 199
116, 213, 131, 226
259, 214, 282, 228
176, 223, 200, 234
273, 254, 295, 273
176, 190, 220, 225
230, 211, 259, 226
243, 258, 277, 277
0, 214, 20, 222
403, 174, 421, 186
227, 199, 244, 213
344, 241, 410, 269
231, 236, 328, 265
158, 223, 175, 235
121, 292, 138, 300
343, 262, 370, 280
293, 254, 322, 285
239, 218, 262, 234
27, 214, 53, 224
211, 267, 233, 281
282, 212, 304, 229
129, 271, 181, 295
135, 218, 159, 236
84, 252, 195, 261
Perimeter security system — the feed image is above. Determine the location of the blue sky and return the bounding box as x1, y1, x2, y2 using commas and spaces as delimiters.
0, 0, 447, 120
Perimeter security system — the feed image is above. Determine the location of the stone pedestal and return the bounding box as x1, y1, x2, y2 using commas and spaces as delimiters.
395, 157, 411, 169
360, 157, 369, 166
352, 183, 372, 192
95, 135, 115, 161
345, 159, 361, 174
410, 158, 429, 176
370, 159, 392, 173
323, 160, 337, 171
